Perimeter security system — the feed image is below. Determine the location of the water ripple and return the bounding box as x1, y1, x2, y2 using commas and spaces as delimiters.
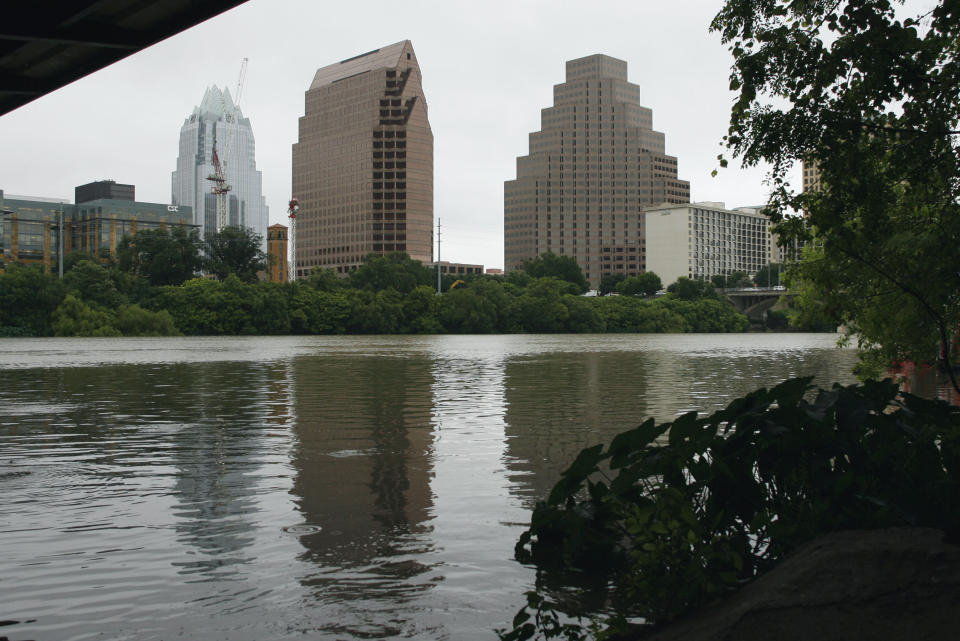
0, 334, 857, 640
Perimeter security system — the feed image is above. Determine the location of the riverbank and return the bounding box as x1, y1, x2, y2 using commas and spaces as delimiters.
2, 263, 754, 337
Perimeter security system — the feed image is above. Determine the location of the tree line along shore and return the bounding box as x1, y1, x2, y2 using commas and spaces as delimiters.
0, 227, 812, 337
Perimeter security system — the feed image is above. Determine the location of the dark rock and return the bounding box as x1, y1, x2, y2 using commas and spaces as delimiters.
638, 528, 960, 641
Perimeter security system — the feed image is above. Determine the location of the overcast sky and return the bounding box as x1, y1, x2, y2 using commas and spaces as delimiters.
0, 0, 782, 270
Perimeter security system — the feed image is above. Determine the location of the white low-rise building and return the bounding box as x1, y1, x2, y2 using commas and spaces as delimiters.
644, 202, 779, 285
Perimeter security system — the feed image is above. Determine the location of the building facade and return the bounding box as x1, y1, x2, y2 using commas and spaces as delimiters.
292, 40, 433, 278
802, 159, 822, 194
1, 188, 196, 271
267, 223, 288, 283
429, 261, 484, 277
504, 54, 690, 287
644, 202, 779, 286
171, 86, 268, 247
75, 180, 135, 204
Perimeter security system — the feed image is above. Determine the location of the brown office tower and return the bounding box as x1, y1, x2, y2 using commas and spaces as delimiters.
504, 54, 690, 287
292, 40, 433, 277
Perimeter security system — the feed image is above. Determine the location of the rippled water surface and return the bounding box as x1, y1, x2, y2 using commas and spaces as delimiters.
0, 334, 857, 640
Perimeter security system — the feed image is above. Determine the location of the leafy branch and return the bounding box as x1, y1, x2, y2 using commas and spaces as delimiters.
500, 379, 960, 640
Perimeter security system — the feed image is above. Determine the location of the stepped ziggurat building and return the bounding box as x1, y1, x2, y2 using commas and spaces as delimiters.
505, 54, 690, 286
292, 40, 433, 278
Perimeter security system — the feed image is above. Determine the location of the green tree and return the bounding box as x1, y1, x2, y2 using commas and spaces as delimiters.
438, 287, 499, 333
712, 0, 960, 385
348, 288, 406, 333
403, 284, 443, 333
348, 251, 434, 293
0, 264, 66, 336
116, 226, 202, 287
305, 267, 343, 292
521, 252, 589, 294
727, 270, 750, 289
563, 295, 605, 332
473, 278, 520, 332
596, 296, 688, 333
660, 298, 749, 333
155, 276, 262, 335
666, 277, 718, 301
511, 277, 574, 332
617, 272, 662, 297
616, 276, 644, 297
638, 272, 663, 296
598, 273, 626, 296
63, 251, 101, 273
113, 304, 180, 336
63, 259, 124, 309
504, 269, 533, 289
52, 294, 121, 337
203, 225, 268, 283
752, 263, 783, 288
290, 284, 351, 334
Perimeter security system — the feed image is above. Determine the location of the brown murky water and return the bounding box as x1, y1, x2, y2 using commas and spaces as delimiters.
0, 334, 857, 640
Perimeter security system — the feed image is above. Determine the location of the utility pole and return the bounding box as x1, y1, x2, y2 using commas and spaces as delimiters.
436, 218, 441, 294
58, 202, 64, 278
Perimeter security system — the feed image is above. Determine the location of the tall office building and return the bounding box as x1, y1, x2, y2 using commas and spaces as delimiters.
171, 86, 268, 247
292, 40, 433, 277
504, 54, 690, 286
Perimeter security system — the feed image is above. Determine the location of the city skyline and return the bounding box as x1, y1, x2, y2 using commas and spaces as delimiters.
0, 0, 778, 271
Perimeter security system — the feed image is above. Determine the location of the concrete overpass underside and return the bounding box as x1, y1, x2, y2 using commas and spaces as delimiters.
1, 0, 248, 117
725, 289, 790, 325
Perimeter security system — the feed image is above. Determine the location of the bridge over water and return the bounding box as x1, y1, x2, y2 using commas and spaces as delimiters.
722, 287, 791, 323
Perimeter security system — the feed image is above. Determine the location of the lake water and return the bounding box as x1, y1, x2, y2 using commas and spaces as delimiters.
0, 334, 858, 641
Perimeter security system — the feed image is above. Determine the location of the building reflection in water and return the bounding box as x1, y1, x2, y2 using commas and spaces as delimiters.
502, 350, 653, 505
166, 361, 287, 577
501, 341, 861, 506
287, 352, 437, 637
0, 360, 282, 576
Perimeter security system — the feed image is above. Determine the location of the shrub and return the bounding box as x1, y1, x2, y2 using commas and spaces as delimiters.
499, 378, 960, 639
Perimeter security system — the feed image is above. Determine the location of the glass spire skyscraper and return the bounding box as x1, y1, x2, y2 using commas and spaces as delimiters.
172, 86, 268, 247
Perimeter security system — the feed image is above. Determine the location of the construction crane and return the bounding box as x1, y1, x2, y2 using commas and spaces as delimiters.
207, 58, 248, 232
287, 197, 299, 281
